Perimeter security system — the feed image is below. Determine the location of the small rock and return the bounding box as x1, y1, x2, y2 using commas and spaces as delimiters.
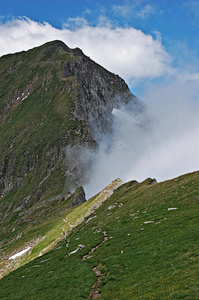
107, 205, 115, 211
144, 221, 154, 224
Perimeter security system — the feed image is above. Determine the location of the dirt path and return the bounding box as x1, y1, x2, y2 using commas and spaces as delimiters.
82, 231, 108, 261
82, 231, 108, 299
89, 267, 103, 299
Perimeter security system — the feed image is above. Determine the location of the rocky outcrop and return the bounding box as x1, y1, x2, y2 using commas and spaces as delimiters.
71, 186, 86, 207
142, 178, 157, 185
63, 46, 142, 140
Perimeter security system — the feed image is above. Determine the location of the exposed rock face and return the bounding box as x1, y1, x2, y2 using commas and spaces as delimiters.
142, 178, 157, 185
63, 45, 142, 140
71, 186, 86, 207
124, 180, 139, 189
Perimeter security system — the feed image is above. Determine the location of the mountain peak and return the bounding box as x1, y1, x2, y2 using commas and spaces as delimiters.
43, 40, 87, 58
42, 40, 71, 54
0, 40, 140, 199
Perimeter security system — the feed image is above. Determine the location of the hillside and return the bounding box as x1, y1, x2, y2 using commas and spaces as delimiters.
0, 41, 143, 266
0, 171, 198, 299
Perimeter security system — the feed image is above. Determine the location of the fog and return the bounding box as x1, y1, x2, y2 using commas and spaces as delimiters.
83, 77, 199, 199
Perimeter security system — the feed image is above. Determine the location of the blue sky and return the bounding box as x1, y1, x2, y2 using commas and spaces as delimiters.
0, 0, 199, 96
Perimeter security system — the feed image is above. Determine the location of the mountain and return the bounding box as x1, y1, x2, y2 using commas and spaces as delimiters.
0, 40, 141, 200
0, 41, 198, 299
0, 41, 143, 276
0, 171, 198, 299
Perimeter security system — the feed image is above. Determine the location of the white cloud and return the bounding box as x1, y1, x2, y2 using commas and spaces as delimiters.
0, 17, 171, 84
112, 4, 131, 18
63, 17, 88, 29
125, 74, 199, 181
84, 73, 199, 198
0, 18, 60, 54
136, 4, 155, 19
112, 2, 156, 19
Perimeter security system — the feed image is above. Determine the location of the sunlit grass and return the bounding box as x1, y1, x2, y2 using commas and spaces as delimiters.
0, 172, 199, 299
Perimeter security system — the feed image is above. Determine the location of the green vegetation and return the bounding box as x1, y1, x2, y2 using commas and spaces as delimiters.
0, 40, 83, 200
0, 171, 198, 299
0, 41, 91, 259
0, 179, 121, 278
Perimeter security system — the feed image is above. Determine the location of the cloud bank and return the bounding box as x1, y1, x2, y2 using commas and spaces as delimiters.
0, 17, 171, 84
83, 74, 199, 198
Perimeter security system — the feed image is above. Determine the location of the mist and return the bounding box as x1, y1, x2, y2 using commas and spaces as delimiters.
83, 76, 199, 199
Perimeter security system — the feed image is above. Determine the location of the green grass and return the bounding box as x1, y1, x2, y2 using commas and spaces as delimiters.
0, 41, 92, 258
0, 171, 198, 299
0, 179, 121, 278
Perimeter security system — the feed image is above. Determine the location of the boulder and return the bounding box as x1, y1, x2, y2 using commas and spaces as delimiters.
71, 186, 86, 207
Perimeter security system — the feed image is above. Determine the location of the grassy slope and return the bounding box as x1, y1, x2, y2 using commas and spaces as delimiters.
0, 179, 121, 279
0, 42, 90, 259
0, 171, 198, 299
0, 41, 81, 201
